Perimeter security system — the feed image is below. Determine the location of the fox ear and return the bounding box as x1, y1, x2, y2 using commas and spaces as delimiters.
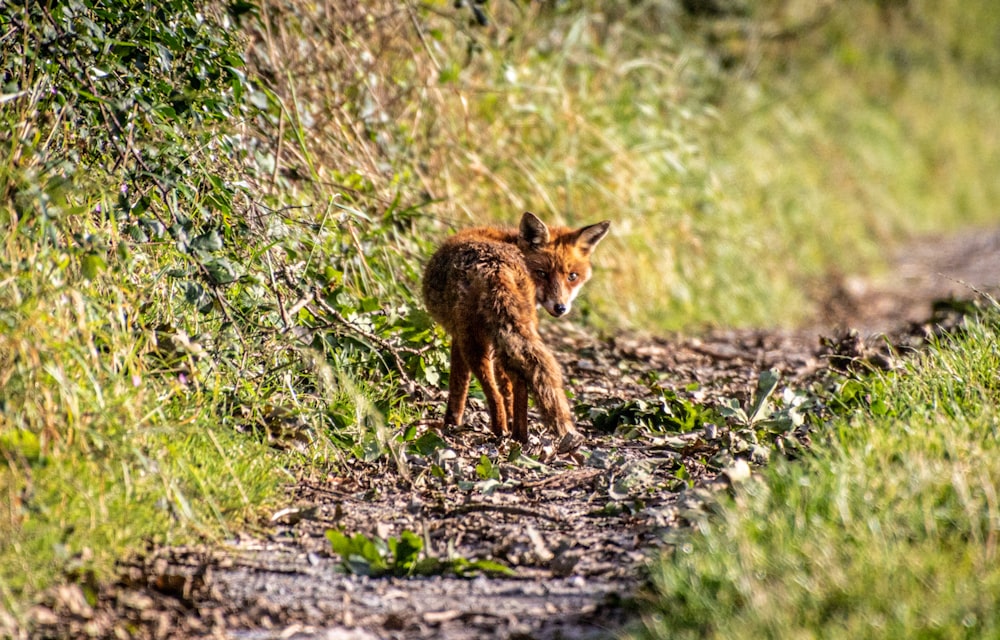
519, 211, 550, 247
575, 220, 610, 254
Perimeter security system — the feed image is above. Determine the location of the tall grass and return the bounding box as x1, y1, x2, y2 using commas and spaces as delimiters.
408, 1, 1000, 328
0, 179, 298, 603
634, 310, 1000, 638
238, 0, 1000, 330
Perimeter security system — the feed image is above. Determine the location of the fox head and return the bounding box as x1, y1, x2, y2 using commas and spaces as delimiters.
517, 211, 610, 318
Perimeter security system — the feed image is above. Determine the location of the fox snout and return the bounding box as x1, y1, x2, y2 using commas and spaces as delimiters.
540, 296, 573, 318
535, 270, 586, 318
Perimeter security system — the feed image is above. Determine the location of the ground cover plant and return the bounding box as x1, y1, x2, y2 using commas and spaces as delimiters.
3, 0, 1000, 635
634, 308, 1000, 638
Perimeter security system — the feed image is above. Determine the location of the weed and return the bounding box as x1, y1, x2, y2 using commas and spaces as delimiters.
588, 388, 717, 435
325, 528, 513, 578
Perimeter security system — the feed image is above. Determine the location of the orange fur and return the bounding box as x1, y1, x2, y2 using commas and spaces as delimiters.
422, 212, 610, 449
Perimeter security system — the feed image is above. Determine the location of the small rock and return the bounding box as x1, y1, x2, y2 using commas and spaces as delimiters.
407, 496, 424, 513
723, 459, 752, 484
29, 606, 59, 626
550, 549, 582, 577
55, 584, 93, 618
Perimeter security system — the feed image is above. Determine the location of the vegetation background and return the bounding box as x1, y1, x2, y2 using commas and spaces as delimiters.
2, 0, 1000, 632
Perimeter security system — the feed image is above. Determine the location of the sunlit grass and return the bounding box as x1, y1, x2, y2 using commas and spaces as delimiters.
633, 312, 1000, 638
412, 1, 1000, 329
246, 0, 1000, 330
0, 176, 424, 618
0, 204, 294, 615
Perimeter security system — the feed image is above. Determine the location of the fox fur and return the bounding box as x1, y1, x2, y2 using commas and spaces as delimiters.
422, 212, 610, 450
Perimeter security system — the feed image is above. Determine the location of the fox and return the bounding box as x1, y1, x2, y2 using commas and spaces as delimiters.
422, 211, 610, 453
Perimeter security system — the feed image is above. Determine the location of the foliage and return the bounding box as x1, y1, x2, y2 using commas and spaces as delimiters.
588, 388, 717, 435
325, 528, 513, 578
633, 311, 1000, 639
0, 0, 438, 618
0, 0, 253, 229
719, 370, 812, 434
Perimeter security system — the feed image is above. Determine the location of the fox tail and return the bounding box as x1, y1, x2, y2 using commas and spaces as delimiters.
494, 317, 575, 438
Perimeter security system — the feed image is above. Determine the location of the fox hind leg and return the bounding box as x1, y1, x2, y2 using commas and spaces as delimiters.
444, 343, 471, 427
500, 332, 578, 440
510, 370, 529, 444
462, 339, 509, 437
493, 359, 515, 434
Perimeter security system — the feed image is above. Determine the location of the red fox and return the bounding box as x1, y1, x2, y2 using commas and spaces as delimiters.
422, 212, 610, 452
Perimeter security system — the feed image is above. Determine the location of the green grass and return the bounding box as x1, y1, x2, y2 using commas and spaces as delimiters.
0, 179, 424, 616
633, 310, 1000, 638
0, 171, 425, 624
413, 1, 1000, 328
0, 215, 292, 605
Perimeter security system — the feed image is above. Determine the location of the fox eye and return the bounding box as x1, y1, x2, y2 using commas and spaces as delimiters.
568, 272, 579, 282
534, 269, 547, 280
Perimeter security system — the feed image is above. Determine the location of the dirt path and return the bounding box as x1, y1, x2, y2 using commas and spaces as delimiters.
30, 229, 1000, 639
817, 226, 1000, 333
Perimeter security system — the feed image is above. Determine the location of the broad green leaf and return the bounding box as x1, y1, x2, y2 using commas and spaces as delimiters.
81, 252, 105, 280
409, 431, 448, 456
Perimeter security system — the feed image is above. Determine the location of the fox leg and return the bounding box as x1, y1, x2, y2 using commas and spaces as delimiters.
510, 370, 529, 444
444, 343, 471, 426
462, 340, 508, 437
526, 349, 584, 453
500, 331, 580, 444
493, 359, 515, 433
530, 348, 577, 436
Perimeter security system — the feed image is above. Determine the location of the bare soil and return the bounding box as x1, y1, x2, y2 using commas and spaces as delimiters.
27, 228, 1000, 640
